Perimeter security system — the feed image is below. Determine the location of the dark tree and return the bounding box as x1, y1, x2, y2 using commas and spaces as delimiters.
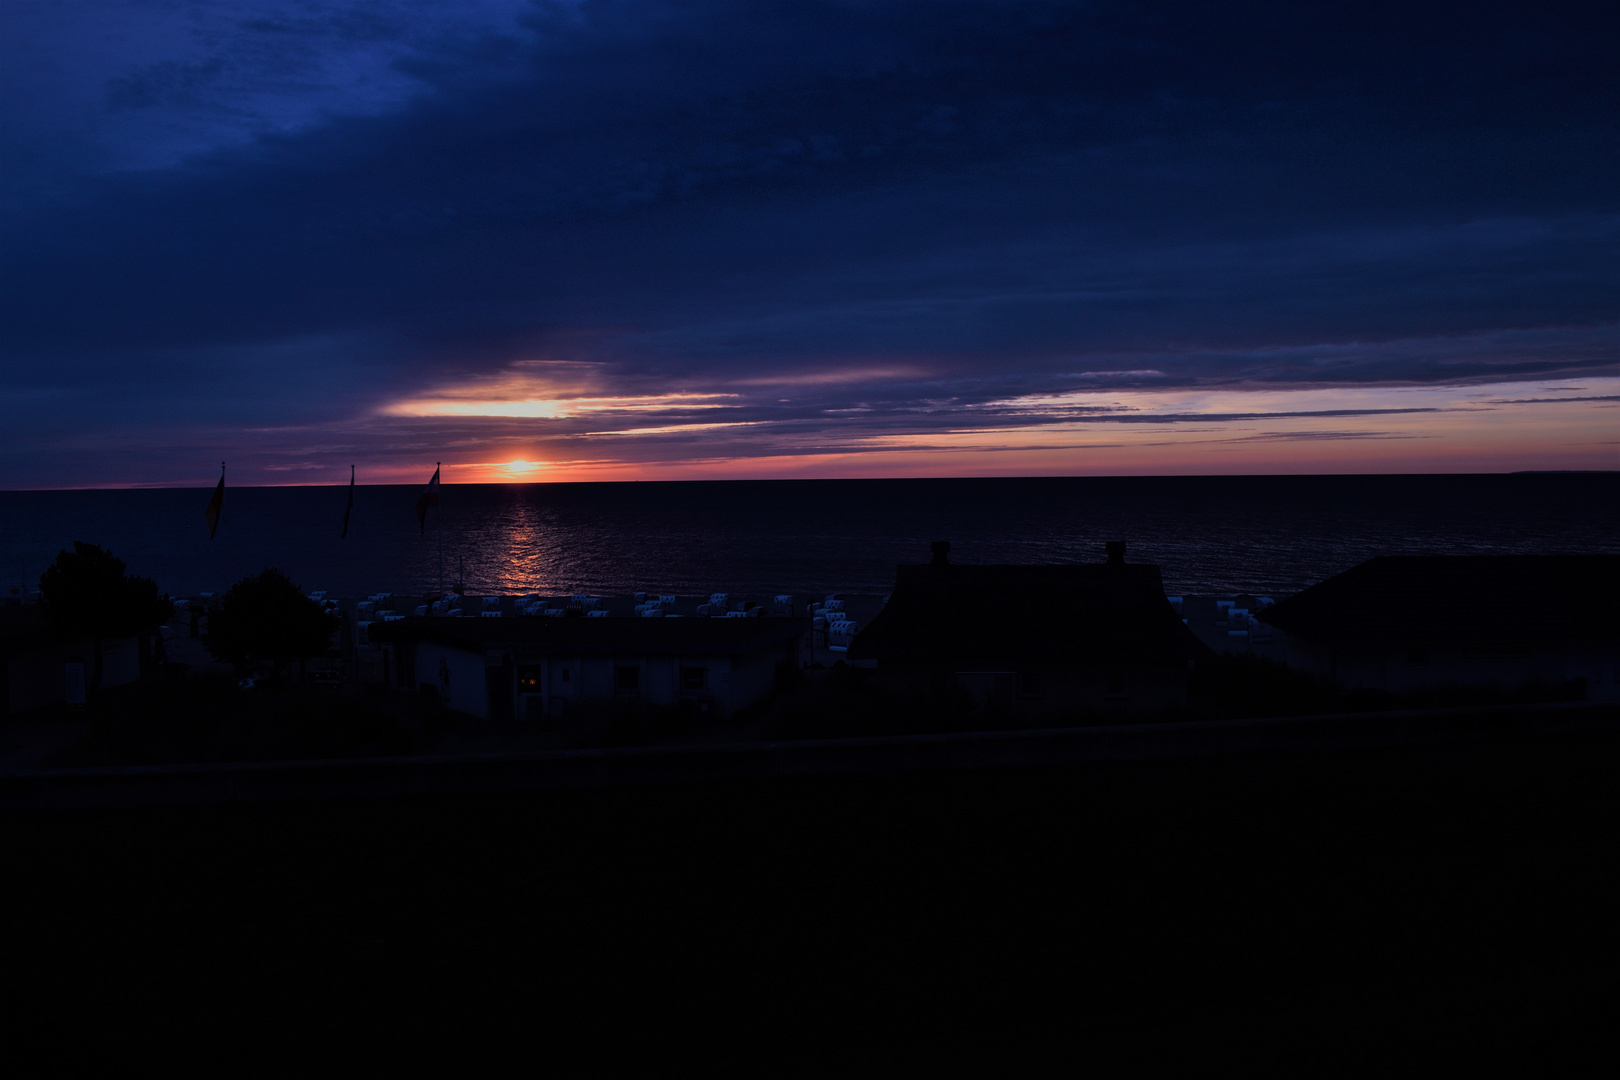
39, 541, 170, 693
206, 568, 339, 676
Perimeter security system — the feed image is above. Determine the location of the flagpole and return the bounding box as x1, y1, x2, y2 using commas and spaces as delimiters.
436, 462, 443, 598
216, 461, 225, 593
341, 464, 355, 539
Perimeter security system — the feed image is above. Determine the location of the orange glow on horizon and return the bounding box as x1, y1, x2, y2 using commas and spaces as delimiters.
89, 376, 1614, 489
381, 390, 736, 420
417, 377, 1619, 483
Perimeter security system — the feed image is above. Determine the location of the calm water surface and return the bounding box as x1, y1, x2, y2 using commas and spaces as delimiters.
2, 475, 1616, 599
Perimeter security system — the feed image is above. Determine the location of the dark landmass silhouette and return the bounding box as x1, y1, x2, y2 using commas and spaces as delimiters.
5, 542, 1618, 1066
8, 715, 1617, 1069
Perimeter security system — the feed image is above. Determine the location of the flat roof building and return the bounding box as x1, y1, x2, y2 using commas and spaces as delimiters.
369, 615, 810, 722
0, 604, 147, 716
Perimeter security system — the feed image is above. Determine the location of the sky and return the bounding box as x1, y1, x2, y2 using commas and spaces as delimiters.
2, 0, 1616, 488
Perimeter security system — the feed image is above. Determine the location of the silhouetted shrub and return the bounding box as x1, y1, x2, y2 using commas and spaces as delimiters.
39, 542, 170, 638
38, 541, 171, 695
206, 568, 339, 676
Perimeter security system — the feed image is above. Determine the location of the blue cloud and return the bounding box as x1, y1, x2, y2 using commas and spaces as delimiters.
1, 1, 1617, 483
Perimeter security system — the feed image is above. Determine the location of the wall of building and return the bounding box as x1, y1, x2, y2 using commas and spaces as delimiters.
1007, 662, 1187, 716
5, 649, 66, 714
402, 636, 799, 724
877, 658, 1189, 717
1387, 644, 1615, 698
4, 636, 143, 716
1285, 637, 1620, 699
490, 647, 801, 723
101, 639, 140, 688
556, 652, 737, 716
728, 649, 781, 714
414, 641, 489, 720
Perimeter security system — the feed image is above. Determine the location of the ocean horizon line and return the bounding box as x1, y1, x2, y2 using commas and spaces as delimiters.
6, 469, 1617, 494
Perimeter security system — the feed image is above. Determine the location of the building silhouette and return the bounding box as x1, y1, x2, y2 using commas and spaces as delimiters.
0, 604, 148, 716
849, 541, 1208, 715
369, 615, 808, 721
1257, 554, 1620, 700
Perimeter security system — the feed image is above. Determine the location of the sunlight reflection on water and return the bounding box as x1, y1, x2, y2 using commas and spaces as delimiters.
2, 475, 1615, 599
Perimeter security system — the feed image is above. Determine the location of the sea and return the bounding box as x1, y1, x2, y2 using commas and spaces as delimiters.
2, 474, 1616, 601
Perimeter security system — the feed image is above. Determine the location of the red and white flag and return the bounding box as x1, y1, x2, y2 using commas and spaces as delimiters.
341, 464, 355, 539
415, 463, 440, 536
204, 462, 225, 540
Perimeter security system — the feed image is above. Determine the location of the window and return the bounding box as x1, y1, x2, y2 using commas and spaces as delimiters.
518, 664, 543, 691
1105, 673, 1126, 698
561, 667, 570, 682
682, 666, 708, 691
614, 665, 640, 693
1018, 672, 1041, 697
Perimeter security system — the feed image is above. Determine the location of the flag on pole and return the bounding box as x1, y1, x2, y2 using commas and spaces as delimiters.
341, 464, 356, 539
204, 462, 225, 540
415, 463, 440, 536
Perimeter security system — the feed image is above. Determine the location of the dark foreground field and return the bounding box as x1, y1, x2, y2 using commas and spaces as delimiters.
9, 720, 1619, 1070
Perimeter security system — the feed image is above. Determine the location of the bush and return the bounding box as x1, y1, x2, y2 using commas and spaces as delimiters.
39, 541, 169, 639
38, 541, 170, 696
207, 568, 339, 675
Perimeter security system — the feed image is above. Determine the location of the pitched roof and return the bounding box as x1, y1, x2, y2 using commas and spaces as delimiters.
1257, 554, 1620, 646
367, 615, 809, 656
849, 562, 1205, 665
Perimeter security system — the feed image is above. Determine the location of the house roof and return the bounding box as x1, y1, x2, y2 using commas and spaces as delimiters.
848, 561, 1206, 665
1257, 554, 1620, 647
367, 614, 810, 656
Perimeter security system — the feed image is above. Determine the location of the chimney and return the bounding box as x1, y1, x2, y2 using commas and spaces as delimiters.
1105, 540, 1126, 566
931, 540, 951, 566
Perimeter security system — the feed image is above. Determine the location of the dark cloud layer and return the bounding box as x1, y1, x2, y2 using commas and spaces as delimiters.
2, 1, 1617, 484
